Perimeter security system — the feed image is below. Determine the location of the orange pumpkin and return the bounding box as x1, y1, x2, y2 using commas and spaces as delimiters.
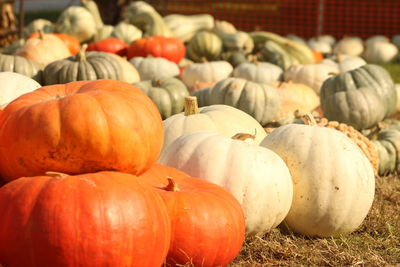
16, 31, 71, 65
140, 164, 245, 267
0, 79, 164, 181
0, 171, 171, 267
28, 32, 81, 55
312, 50, 324, 63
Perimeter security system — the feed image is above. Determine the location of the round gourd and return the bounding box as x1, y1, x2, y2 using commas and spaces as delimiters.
187, 30, 223, 62
87, 37, 128, 57
260, 117, 375, 237
140, 164, 245, 266
362, 41, 398, 64
193, 77, 280, 125
283, 63, 339, 95
320, 55, 366, 73
0, 72, 41, 109
158, 131, 293, 235
0, 79, 163, 181
130, 56, 179, 81
233, 62, 283, 84
0, 54, 43, 82
181, 60, 233, 89
28, 32, 81, 56
371, 129, 400, 175
111, 22, 142, 44
320, 64, 397, 118
127, 35, 185, 64
56, 6, 97, 42
134, 77, 189, 119
163, 96, 267, 148
320, 87, 386, 130
307, 37, 332, 54
24, 19, 54, 37
15, 31, 71, 66
333, 36, 364, 56
43, 45, 139, 85
0, 171, 170, 267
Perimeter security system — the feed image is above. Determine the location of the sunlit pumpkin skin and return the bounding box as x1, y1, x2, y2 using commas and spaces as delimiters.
0, 79, 163, 181
87, 37, 128, 57
260, 122, 375, 237
28, 32, 81, 55
0, 171, 171, 267
15, 31, 71, 66
127, 36, 185, 64
140, 164, 245, 267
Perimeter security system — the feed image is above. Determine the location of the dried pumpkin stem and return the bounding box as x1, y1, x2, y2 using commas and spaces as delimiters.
301, 113, 317, 126
76, 44, 88, 62
184, 96, 199, 116
45, 171, 69, 178
162, 177, 179, 192
232, 129, 257, 141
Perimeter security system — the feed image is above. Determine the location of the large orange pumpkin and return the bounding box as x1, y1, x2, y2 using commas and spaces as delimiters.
28, 32, 81, 55
140, 164, 245, 267
0, 171, 171, 267
0, 79, 164, 181
127, 35, 185, 64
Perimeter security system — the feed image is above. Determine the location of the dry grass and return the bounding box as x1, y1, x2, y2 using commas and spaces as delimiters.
231, 175, 400, 267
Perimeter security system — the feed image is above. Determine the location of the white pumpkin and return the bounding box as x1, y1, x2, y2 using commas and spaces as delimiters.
362, 41, 398, 64
163, 96, 267, 148
260, 120, 375, 237
364, 35, 390, 47
159, 131, 293, 235
108, 54, 140, 83
111, 22, 143, 44
283, 63, 338, 94
25, 19, 54, 37
56, 6, 97, 43
129, 56, 179, 80
310, 35, 336, 46
307, 36, 333, 54
181, 61, 233, 89
0, 72, 41, 108
233, 62, 283, 83
333, 37, 364, 56
321, 55, 366, 73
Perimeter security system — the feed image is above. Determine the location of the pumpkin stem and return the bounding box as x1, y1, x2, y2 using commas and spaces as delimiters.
76, 44, 88, 62
45, 171, 69, 178
232, 129, 257, 141
301, 113, 317, 126
37, 29, 44, 39
328, 72, 339, 76
184, 96, 199, 116
161, 177, 179, 192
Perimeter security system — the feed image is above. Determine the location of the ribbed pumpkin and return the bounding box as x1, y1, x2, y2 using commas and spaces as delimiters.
320, 64, 397, 129
193, 77, 281, 126
140, 164, 245, 267
0, 79, 163, 181
0, 54, 43, 82
371, 128, 400, 176
127, 35, 185, 64
187, 30, 223, 62
130, 56, 180, 81
28, 32, 81, 55
163, 96, 267, 148
0, 171, 171, 267
260, 116, 375, 237
233, 61, 283, 84
134, 77, 189, 119
15, 31, 71, 66
43, 45, 139, 85
158, 131, 293, 235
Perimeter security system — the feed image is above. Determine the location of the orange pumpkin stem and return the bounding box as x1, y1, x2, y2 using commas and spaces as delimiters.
184, 96, 199, 116
45, 171, 69, 178
162, 177, 179, 192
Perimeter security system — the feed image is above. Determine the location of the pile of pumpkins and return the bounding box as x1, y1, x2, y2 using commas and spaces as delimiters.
0, 0, 399, 266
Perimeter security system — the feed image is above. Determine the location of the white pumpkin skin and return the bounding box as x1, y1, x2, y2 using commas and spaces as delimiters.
362, 41, 398, 64
182, 61, 233, 89
162, 104, 266, 149
333, 37, 364, 56
260, 124, 375, 237
321, 55, 366, 73
56, 6, 97, 43
159, 131, 293, 235
284, 63, 338, 95
130, 56, 179, 80
0, 72, 41, 108
233, 62, 283, 83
